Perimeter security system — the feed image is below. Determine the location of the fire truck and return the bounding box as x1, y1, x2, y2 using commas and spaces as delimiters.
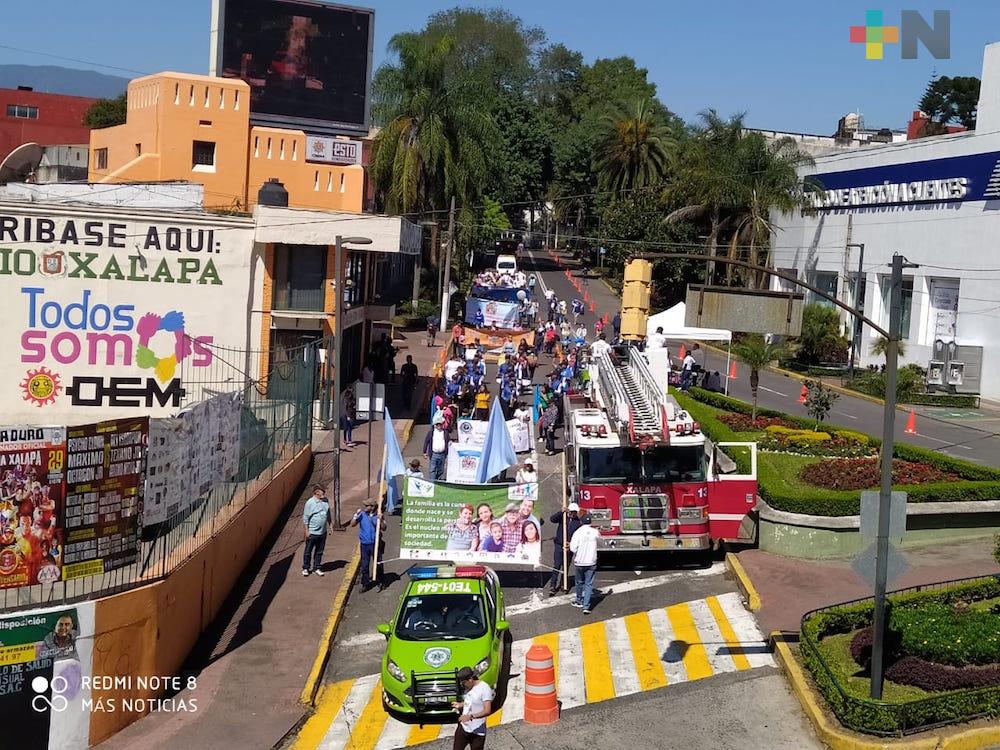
565, 345, 758, 552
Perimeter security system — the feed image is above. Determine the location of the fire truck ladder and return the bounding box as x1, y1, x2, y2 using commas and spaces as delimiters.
594, 348, 668, 441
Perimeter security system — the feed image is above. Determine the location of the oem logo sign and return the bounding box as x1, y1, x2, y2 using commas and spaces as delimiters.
850, 10, 950, 60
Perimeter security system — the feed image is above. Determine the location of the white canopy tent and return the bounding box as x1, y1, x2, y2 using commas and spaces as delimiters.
645, 302, 734, 394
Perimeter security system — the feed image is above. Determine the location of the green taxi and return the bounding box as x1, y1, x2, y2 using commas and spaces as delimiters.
377, 565, 508, 716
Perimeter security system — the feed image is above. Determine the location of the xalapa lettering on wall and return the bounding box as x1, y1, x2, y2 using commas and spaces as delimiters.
0, 208, 255, 423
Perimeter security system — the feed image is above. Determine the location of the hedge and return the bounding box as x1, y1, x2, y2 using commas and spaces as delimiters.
801, 576, 1000, 734
675, 388, 1000, 516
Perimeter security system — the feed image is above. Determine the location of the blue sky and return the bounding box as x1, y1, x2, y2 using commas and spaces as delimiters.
2, 1, 997, 133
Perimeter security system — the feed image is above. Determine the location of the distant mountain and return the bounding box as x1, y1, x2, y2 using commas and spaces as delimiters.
0, 65, 129, 99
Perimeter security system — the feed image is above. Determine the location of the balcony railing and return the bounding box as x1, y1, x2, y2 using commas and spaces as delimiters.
272, 287, 326, 312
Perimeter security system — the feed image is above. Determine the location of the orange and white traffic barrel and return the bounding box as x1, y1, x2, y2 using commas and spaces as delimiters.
523, 643, 559, 724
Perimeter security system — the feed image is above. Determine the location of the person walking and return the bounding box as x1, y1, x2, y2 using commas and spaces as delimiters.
569, 512, 601, 614
451, 666, 493, 750
423, 415, 452, 480
302, 485, 332, 577
612, 311, 622, 340
548, 502, 582, 595
681, 346, 697, 391
351, 499, 383, 591
340, 387, 357, 448
400, 354, 419, 410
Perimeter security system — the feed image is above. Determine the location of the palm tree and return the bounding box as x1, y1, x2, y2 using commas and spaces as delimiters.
871, 335, 907, 360
595, 98, 676, 195
369, 33, 496, 223
732, 334, 785, 421
664, 111, 745, 282
725, 132, 814, 286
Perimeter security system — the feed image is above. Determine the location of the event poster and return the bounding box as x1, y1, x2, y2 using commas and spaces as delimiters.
400, 477, 541, 567
62, 418, 148, 580
464, 298, 521, 328
142, 416, 188, 527
0, 426, 65, 589
456, 417, 531, 454
0, 602, 94, 750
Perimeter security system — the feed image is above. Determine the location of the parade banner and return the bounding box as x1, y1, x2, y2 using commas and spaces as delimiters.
0, 601, 95, 750
400, 477, 541, 567
0, 426, 66, 589
461, 328, 532, 351
464, 298, 520, 328
62, 417, 147, 579
445, 444, 481, 484
455, 417, 531, 454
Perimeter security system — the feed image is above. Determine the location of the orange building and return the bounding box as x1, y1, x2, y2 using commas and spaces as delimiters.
88, 72, 366, 213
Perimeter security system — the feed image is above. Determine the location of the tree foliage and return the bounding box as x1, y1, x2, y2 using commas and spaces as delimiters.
732, 334, 785, 420
918, 74, 980, 133
795, 304, 850, 365
83, 94, 126, 129
804, 379, 839, 430
595, 98, 675, 194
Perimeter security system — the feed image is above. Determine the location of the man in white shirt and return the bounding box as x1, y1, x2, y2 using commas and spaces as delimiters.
681, 344, 698, 391
569, 513, 601, 614
647, 326, 667, 350
591, 334, 612, 359
452, 666, 493, 750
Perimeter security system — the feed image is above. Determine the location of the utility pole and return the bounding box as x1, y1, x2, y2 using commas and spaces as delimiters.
440, 196, 456, 332
870, 252, 916, 699
847, 243, 865, 381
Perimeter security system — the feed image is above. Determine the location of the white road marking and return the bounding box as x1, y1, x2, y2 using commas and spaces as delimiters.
371, 718, 409, 750
831, 410, 859, 421
716, 593, 775, 669
758, 386, 787, 397
557, 627, 587, 710
687, 598, 737, 675
319, 673, 380, 750
500, 638, 531, 723
339, 632, 385, 648
646, 606, 688, 685
504, 562, 725, 617
604, 617, 642, 697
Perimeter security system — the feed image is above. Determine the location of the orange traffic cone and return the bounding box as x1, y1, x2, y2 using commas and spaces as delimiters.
905, 409, 917, 434
678, 344, 686, 360
603, 313, 608, 325
589, 301, 596, 312
583, 290, 589, 302
729, 360, 737, 380
798, 384, 808, 404
523, 644, 559, 724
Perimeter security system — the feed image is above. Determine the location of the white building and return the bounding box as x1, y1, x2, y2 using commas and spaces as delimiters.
771, 42, 1000, 401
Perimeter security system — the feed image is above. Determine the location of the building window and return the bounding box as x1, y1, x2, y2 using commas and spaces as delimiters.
192, 140, 216, 172
926, 277, 960, 344
135, 143, 142, 157
6, 104, 38, 119
272, 245, 327, 312
880, 275, 914, 340
809, 271, 838, 307
95, 148, 108, 170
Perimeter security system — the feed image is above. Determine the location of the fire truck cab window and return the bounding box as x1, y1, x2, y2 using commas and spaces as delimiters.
643, 446, 706, 483
580, 447, 640, 483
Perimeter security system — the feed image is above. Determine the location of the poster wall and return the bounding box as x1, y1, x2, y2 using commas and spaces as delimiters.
400, 477, 541, 567
464, 298, 520, 328
0, 601, 95, 750
143, 393, 240, 527
0, 426, 66, 589
0, 208, 255, 423
63, 418, 147, 580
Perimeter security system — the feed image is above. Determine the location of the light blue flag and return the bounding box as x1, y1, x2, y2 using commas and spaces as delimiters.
474, 398, 517, 483
382, 408, 407, 512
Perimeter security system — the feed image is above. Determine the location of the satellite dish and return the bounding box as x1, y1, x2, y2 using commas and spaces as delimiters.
0, 142, 43, 184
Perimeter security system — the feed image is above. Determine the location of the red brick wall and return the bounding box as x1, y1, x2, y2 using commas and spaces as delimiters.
0, 88, 97, 162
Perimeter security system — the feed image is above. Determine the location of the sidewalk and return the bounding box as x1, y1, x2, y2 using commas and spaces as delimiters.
95, 328, 445, 750
736, 545, 1000, 636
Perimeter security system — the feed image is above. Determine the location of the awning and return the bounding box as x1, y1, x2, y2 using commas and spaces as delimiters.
646, 302, 732, 342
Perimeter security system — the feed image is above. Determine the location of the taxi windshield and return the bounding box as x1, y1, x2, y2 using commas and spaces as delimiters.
395, 593, 488, 641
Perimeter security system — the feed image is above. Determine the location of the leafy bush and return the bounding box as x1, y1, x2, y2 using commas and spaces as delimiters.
799, 458, 958, 491
892, 601, 1000, 667
719, 413, 793, 431
394, 299, 438, 327
886, 656, 1000, 691
849, 365, 924, 401
794, 303, 850, 365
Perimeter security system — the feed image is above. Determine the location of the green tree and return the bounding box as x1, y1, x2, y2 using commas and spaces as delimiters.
918, 74, 980, 135
83, 94, 127, 129
870, 334, 908, 360
370, 33, 496, 220
595, 98, 675, 194
732, 334, 785, 421
795, 303, 849, 365
804, 379, 839, 430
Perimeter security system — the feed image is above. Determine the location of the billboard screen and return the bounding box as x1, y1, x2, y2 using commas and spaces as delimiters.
216, 0, 373, 131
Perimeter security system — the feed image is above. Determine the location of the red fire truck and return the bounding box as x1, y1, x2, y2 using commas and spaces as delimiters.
565, 345, 758, 552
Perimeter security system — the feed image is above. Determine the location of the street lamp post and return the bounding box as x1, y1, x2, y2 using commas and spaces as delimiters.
332, 234, 372, 529
846, 243, 865, 382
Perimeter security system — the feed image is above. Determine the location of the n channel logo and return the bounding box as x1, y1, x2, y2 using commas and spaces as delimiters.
31, 674, 70, 713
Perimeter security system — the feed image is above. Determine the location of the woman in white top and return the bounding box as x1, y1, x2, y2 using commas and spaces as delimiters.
515, 461, 538, 484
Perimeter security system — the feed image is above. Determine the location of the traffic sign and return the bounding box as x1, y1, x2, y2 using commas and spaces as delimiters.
852, 541, 909, 586
860, 491, 907, 542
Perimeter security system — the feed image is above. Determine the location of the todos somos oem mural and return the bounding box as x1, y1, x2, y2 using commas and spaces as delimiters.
0, 208, 255, 423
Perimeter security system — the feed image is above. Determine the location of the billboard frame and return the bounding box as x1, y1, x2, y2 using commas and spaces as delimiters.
209, 0, 374, 136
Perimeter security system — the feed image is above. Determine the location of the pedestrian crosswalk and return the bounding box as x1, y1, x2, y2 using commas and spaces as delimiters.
290, 592, 772, 750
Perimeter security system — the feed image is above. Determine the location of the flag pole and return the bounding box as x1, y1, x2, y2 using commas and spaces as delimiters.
372, 443, 389, 583
561, 449, 569, 591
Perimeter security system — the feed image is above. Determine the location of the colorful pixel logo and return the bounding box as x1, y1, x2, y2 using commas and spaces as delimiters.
850, 10, 950, 60
850, 10, 899, 60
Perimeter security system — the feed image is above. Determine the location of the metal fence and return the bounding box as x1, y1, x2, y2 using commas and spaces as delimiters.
799, 573, 1000, 736
0, 339, 319, 614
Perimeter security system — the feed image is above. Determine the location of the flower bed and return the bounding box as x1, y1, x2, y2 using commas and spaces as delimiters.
801, 576, 1000, 735
718, 412, 794, 431
799, 458, 958, 490
759, 425, 876, 458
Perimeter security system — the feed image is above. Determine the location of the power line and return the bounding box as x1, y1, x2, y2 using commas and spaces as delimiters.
0, 43, 148, 77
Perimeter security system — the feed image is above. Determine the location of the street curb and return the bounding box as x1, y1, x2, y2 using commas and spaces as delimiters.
771, 632, 1000, 750
724, 552, 761, 611
300, 549, 360, 706
401, 418, 415, 446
